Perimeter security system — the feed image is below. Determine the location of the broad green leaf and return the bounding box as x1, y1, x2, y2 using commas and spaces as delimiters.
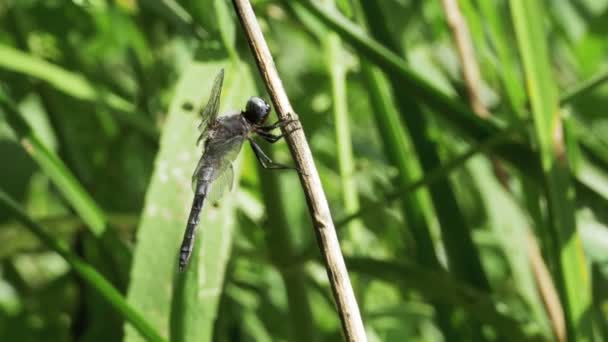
125, 61, 254, 342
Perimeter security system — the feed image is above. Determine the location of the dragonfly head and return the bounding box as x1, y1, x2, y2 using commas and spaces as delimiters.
243, 97, 271, 124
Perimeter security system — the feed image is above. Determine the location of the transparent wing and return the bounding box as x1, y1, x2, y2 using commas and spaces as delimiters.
196, 69, 225, 146
191, 155, 206, 192
191, 134, 245, 203
206, 163, 234, 205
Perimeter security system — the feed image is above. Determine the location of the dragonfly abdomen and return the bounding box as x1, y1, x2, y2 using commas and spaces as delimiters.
179, 181, 209, 271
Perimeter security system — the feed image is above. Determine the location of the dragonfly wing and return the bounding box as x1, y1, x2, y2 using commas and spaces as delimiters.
191, 154, 205, 192
196, 69, 225, 146
195, 133, 244, 200
206, 163, 234, 205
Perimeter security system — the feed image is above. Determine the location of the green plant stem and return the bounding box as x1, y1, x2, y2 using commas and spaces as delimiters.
325, 31, 363, 245
0, 189, 166, 342
356, 50, 437, 267
256, 153, 315, 342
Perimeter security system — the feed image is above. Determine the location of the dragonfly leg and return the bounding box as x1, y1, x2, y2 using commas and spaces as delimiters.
249, 139, 299, 171
256, 130, 284, 143
258, 118, 298, 131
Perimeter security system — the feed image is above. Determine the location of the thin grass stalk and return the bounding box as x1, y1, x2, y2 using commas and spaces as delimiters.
324, 32, 364, 247
232, 1, 366, 340
0, 190, 166, 342
510, 1, 593, 339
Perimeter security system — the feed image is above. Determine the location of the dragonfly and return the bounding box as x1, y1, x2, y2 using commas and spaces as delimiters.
179, 69, 297, 270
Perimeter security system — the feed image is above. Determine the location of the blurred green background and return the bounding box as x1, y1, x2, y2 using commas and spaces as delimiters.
0, 0, 607, 341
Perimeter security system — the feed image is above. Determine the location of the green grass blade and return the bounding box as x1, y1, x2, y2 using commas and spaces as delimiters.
337, 119, 528, 230
358, 62, 438, 265
359, 1, 489, 290
293, 0, 494, 137
560, 68, 608, 106
292, 0, 608, 211
125, 61, 253, 342
351, 0, 442, 298
510, 1, 593, 340
296, 116, 528, 264
346, 257, 544, 341
0, 93, 106, 236
0, 189, 166, 342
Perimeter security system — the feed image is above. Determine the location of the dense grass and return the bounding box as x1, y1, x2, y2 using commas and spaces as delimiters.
0, 1, 607, 341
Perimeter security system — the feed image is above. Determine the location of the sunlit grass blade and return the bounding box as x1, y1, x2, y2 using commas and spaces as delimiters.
125, 61, 253, 342
293, 0, 495, 136
0, 189, 166, 342
358, 62, 437, 264
324, 32, 363, 246
0, 93, 106, 236
510, 0, 593, 340
0, 45, 132, 111
560, 68, 608, 106
477, 0, 526, 115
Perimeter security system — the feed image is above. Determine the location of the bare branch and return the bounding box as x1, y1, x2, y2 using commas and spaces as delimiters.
231, 1, 367, 341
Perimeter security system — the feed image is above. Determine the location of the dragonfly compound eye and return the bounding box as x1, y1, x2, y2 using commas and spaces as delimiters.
245, 96, 271, 124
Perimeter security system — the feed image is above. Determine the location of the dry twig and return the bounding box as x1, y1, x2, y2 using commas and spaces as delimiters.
232, 1, 367, 341
441, 0, 489, 118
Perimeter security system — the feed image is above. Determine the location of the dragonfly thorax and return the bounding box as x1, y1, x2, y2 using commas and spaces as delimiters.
243, 97, 271, 125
